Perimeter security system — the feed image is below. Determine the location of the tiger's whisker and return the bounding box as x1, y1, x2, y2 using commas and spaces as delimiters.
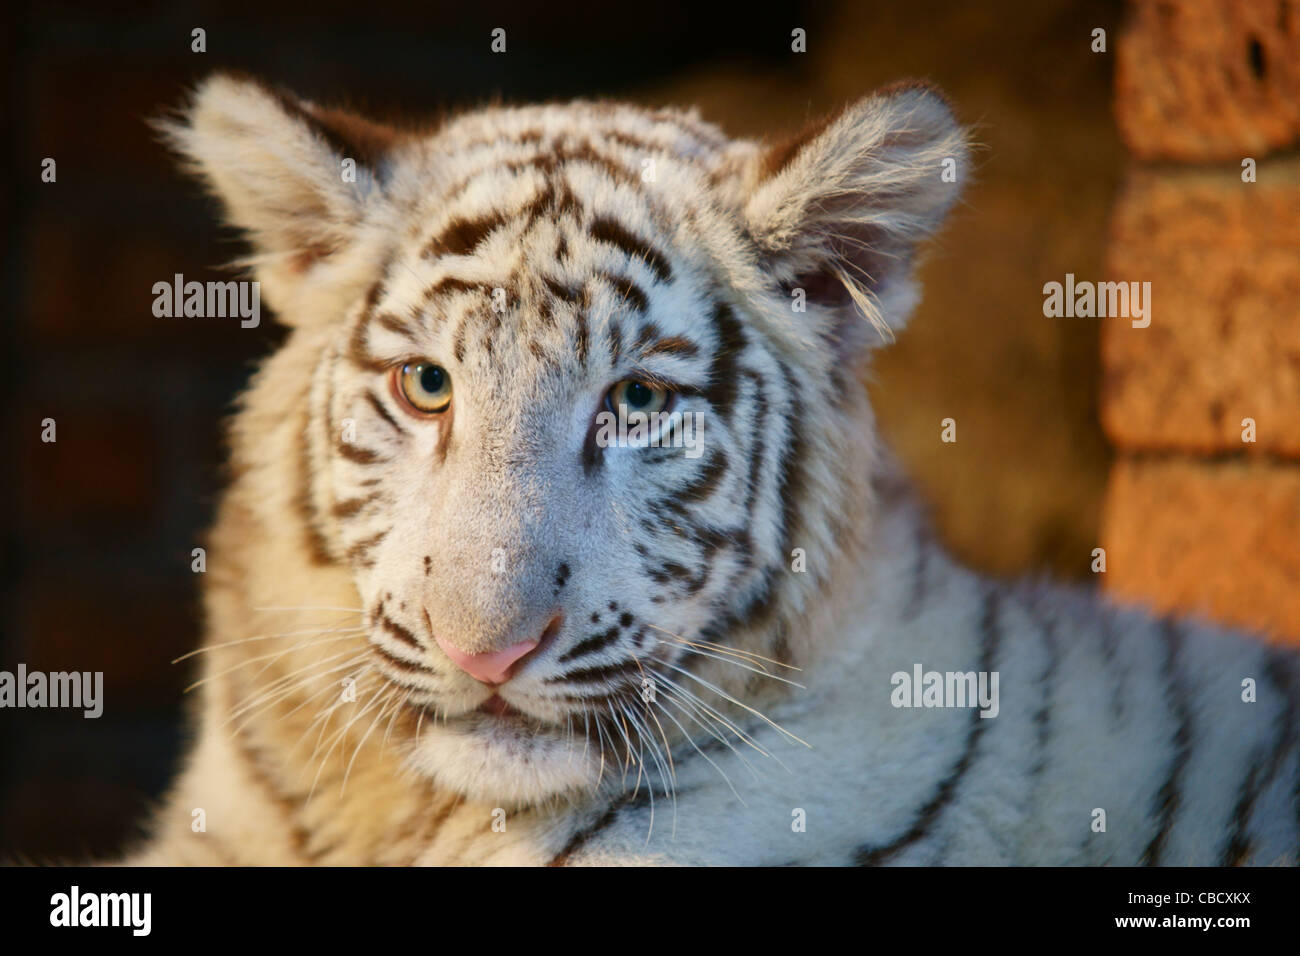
643, 622, 801, 671
173, 625, 367, 663
654, 639, 806, 688
657, 660, 810, 749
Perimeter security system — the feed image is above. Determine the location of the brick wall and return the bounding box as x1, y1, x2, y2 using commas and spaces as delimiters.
1100, 0, 1300, 643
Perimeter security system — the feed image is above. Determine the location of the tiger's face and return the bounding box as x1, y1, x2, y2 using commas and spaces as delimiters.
169, 77, 965, 807
329, 150, 785, 805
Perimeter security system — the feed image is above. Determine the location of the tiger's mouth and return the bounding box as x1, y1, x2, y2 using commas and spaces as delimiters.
411, 690, 559, 732
406, 698, 530, 722
477, 694, 522, 719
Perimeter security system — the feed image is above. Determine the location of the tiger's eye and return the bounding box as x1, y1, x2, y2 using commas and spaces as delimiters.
606, 379, 670, 417
624, 382, 653, 408
397, 361, 453, 413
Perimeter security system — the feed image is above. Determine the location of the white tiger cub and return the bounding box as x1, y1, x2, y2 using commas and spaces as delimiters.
130, 72, 1299, 866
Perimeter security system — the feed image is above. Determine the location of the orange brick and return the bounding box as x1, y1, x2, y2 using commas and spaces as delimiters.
1100, 457, 1300, 645
1100, 162, 1300, 457
1115, 0, 1300, 161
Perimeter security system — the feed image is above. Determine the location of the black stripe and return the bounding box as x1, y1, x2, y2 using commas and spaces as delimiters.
589, 216, 673, 283
906, 522, 929, 620
633, 322, 661, 351
346, 528, 389, 567
595, 270, 649, 313
574, 309, 589, 366
768, 618, 793, 671
453, 315, 469, 364
608, 321, 623, 365
294, 402, 337, 566
364, 390, 407, 436
1140, 619, 1192, 866
331, 493, 377, 520
604, 129, 665, 155
739, 369, 768, 518
673, 449, 729, 505
379, 612, 423, 650
485, 303, 503, 360
1098, 614, 1126, 721
1221, 650, 1296, 865
546, 659, 640, 687
426, 276, 494, 301
772, 358, 806, 554
547, 798, 630, 866
374, 311, 411, 335
336, 439, 383, 464
581, 416, 604, 476
542, 274, 583, 306
558, 626, 622, 664
854, 588, 1001, 865
517, 180, 581, 227
503, 145, 640, 190
700, 302, 745, 421
423, 210, 509, 259
641, 335, 699, 358
371, 641, 437, 676
345, 284, 389, 373
1027, 595, 1060, 778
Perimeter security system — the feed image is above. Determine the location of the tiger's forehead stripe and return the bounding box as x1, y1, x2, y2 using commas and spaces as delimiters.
588, 216, 673, 283
420, 176, 584, 262
345, 116, 723, 385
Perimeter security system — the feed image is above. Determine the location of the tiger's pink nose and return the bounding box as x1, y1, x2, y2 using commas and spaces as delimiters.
434, 633, 539, 685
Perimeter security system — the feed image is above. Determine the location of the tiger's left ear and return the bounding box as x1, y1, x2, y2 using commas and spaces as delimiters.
742, 83, 968, 346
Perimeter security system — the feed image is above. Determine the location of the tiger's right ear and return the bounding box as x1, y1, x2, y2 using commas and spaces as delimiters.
155, 72, 404, 321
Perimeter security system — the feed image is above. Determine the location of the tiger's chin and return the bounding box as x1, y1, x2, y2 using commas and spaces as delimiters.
404, 709, 604, 808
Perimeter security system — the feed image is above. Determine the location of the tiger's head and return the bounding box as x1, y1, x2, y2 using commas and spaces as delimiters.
166, 74, 965, 808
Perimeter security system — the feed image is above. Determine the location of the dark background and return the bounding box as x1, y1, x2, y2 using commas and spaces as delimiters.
1, 0, 1120, 861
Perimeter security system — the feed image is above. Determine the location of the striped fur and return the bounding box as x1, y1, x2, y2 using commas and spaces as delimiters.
127, 73, 1300, 866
